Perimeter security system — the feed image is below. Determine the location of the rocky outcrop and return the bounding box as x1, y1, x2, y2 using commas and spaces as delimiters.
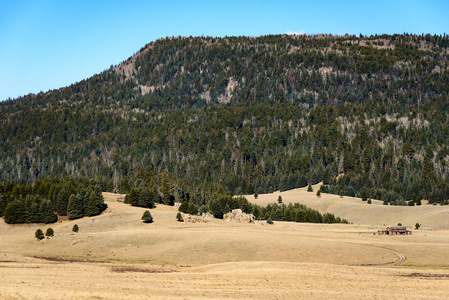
223, 209, 255, 223
181, 213, 209, 223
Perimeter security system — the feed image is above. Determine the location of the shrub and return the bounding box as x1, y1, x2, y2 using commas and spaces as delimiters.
397, 223, 402, 226
307, 184, 313, 192
141, 210, 153, 223
254, 193, 258, 199
367, 199, 372, 204
176, 212, 183, 222
266, 218, 273, 224
316, 190, 321, 198
278, 195, 283, 204
35, 229, 44, 240
72, 224, 79, 233
415, 223, 420, 230
45, 228, 54, 237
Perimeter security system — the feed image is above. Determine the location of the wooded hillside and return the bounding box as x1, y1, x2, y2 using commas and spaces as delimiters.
1, 33, 449, 206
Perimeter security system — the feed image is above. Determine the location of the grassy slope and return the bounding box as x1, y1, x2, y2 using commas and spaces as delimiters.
246, 183, 449, 229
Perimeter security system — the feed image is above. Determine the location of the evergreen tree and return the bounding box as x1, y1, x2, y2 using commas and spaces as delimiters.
72, 224, 79, 233
307, 184, 313, 192
161, 172, 172, 205
176, 212, 183, 222
68, 194, 83, 220
28, 202, 40, 223
124, 188, 139, 206
85, 191, 100, 217
141, 210, 153, 223
56, 189, 69, 216
45, 228, 54, 237
35, 229, 44, 240
40, 200, 57, 223
178, 201, 189, 213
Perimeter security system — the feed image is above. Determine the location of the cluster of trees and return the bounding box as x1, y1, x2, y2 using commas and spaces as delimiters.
35, 228, 54, 240
178, 192, 348, 224
0, 179, 106, 224
1, 34, 449, 209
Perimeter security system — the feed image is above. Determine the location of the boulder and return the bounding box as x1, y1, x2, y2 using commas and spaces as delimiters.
223, 209, 255, 223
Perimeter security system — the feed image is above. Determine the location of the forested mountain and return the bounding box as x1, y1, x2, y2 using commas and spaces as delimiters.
1, 33, 449, 210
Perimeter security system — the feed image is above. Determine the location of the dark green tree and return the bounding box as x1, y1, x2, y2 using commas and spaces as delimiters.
141, 210, 153, 223
35, 229, 44, 240
45, 228, 54, 237
56, 189, 69, 216
67, 194, 83, 220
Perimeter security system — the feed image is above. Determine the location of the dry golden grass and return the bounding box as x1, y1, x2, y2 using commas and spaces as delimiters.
247, 183, 449, 229
1, 191, 449, 299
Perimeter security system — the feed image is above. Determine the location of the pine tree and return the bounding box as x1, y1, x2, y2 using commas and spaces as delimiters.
45, 228, 54, 237
72, 224, 79, 233
124, 188, 139, 206
28, 202, 40, 223
178, 200, 189, 213
68, 194, 83, 220
141, 210, 153, 223
161, 172, 172, 205
56, 189, 69, 216
85, 191, 100, 217
35, 229, 44, 240
176, 212, 183, 222
40, 200, 57, 223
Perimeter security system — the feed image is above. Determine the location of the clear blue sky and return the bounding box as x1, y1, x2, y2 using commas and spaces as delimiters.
1, 0, 448, 101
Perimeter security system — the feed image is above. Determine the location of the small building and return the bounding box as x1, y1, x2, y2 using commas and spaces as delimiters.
378, 226, 412, 235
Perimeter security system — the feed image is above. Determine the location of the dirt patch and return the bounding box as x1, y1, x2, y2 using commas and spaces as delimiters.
398, 273, 449, 280
31, 256, 109, 264
110, 267, 174, 273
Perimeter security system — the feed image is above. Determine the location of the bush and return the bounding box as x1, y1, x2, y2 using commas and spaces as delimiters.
316, 190, 321, 198
307, 184, 313, 192
254, 193, 258, 199
35, 229, 44, 240
266, 218, 273, 224
367, 199, 372, 204
415, 223, 420, 230
141, 210, 153, 223
176, 212, 183, 222
45, 228, 54, 237
397, 223, 402, 226
278, 196, 283, 204
72, 224, 79, 233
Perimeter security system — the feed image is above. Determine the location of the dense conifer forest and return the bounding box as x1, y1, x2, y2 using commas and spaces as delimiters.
1, 33, 449, 223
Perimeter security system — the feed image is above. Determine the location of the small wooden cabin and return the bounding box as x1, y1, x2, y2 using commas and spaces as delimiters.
378, 226, 412, 235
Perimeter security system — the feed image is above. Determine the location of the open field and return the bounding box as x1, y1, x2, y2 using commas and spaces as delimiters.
247, 183, 449, 229
1, 191, 449, 299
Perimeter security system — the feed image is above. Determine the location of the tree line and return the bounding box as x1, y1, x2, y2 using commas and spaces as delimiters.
0, 179, 106, 224
1, 34, 449, 208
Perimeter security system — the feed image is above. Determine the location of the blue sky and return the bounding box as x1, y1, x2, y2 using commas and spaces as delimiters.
1, 0, 448, 101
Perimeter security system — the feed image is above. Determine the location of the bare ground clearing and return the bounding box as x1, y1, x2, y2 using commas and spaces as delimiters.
1, 192, 449, 299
